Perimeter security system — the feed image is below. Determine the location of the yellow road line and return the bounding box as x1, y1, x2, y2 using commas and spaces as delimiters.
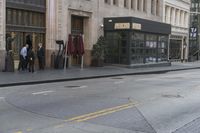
15, 131, 23, 133
76, 105, 133, 122
54, 124, 64, 128
26, 128, 32, 131
66, 102, 137, 123
65, 102, 134, 122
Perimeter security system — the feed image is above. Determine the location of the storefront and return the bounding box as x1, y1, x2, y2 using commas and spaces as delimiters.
104, 17, 171, 66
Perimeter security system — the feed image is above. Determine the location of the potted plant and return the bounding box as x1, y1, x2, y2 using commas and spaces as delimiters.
91, 36, 107, 67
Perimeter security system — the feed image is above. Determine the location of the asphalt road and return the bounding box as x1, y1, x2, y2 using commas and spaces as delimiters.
1, 69, 200, 133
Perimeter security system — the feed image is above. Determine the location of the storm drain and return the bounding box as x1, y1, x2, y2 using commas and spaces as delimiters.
162, 94, 183, 98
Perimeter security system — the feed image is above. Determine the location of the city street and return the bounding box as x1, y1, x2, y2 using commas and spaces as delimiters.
1, 69, 200, 133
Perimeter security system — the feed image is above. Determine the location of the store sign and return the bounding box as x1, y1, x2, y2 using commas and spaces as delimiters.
190, 27, 198, 39
114, 23, 130, 29
132, 23, 141, 30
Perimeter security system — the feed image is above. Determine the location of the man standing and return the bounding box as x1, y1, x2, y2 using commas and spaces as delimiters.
28, 47, 35, 73
19, 44, 28, 71
37, 43, 45, 70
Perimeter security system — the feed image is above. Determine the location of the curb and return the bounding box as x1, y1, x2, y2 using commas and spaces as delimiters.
1, 67, 200, 87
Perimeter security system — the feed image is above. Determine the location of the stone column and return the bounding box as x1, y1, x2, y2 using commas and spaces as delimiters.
46, 0, 57, 68
185, 12, 189, 27
166, 6, 171, 24
134, 0, 137, 10
180, 11, 184, 27
153, 0, 157, 15
182, 11, 186, 27
140, 0, 144, 11
176, 9, 180, 26
0, 0, 6, 71
171, 7, 176, 25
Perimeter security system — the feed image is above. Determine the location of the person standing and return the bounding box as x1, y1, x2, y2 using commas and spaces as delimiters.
28, 47, 35, 73
37, 43, 45, 70
19, 44, 28, 71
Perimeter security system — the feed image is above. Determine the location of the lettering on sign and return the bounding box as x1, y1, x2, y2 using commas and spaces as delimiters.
132, 23, 141, 30
190, 27, 198, 38
114, 23, 130, 29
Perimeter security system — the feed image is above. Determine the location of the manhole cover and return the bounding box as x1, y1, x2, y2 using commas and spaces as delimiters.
162, 94, 183, 98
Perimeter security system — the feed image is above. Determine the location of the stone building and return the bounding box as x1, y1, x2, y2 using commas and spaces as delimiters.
0, 0, 6, 70
190, 0, 200, 61
0, 0, 189, 70
45, 0, 170, 67
163, 0, 191, 61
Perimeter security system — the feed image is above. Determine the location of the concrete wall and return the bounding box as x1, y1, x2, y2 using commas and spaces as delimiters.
0, 0, 6, 71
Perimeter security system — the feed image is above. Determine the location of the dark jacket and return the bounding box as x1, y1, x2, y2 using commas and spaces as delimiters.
28, 50, 35, 62
37, 47, 45, 58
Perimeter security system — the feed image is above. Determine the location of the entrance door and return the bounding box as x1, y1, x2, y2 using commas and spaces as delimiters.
106, 32, 129, 64
71, 15, 84, 65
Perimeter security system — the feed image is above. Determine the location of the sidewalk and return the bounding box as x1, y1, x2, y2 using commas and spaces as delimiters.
0, 62, 200, 87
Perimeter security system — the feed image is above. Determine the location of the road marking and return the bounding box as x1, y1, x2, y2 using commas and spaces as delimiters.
79, 85, 88, 89
26, 128, 32, 131
54, 124, 64, 128
71, 85, 88, 89
114, 81, 125, 84
32, 91, 54, 95
15, 131, 23, 133
65, 102, 137, 123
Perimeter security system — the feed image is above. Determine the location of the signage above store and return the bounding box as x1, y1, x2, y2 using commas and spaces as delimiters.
190, 27, 198, 39
132, 23, 141, 30
114, 23, 130, 29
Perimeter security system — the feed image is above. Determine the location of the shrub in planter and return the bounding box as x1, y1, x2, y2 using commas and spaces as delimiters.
91, 36, 107, 67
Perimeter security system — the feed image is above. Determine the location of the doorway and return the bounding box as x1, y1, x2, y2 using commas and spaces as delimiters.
71, 15, 84, 66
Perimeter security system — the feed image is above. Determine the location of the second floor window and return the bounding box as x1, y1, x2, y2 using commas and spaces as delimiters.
113, 0, 118, 6
105, 0, 111, 4
124, 0, 128, 8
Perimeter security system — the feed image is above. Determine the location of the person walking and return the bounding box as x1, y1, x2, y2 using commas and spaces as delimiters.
37, 43, 45, 70
28, 47, 35, 73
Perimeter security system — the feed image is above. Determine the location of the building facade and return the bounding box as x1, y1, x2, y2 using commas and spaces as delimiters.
163, 0, 190, 61
190, 0, 200, 61
0, 0, 6, 70
46, 0, 165, 67
0, 0, 190, 70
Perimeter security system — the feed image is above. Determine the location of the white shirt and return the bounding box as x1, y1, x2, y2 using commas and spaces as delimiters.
20, 46, 27, 59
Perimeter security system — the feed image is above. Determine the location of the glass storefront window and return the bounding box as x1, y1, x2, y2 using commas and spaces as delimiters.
105, 32, 129, 65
